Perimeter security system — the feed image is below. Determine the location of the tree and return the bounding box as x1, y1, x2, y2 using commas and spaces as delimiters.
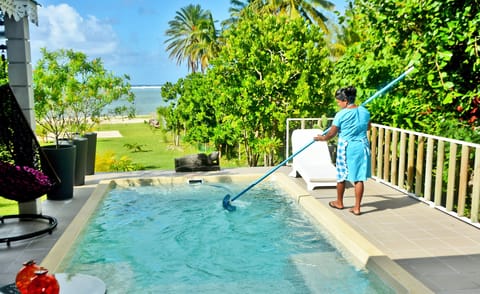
0, 14, 7, 84
226, 0, 335, 33
328, 1, 361, 59
163, 11, 334, 166
161, 80, 185, 146
332, 0, 480, 141
208, 12, 333, 166
268, 0, 335, 32
165, 4, 219, 73
0, 52, 7, 85
33, 48, 135, 146
225, 0, 341, 61
224, 0, 256, 27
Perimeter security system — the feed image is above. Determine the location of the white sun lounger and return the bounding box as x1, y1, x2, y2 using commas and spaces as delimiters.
288, 129, 337, 190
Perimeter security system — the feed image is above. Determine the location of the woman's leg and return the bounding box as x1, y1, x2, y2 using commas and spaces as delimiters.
331, 181, 346, 209
351, 181, 364, 214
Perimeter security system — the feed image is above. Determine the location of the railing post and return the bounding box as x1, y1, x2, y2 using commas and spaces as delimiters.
457, 145, 469, 217
471, 147, 480, 223
377, 128, 384, 178
383, 129, 391, 181
407, 133, 416, 192
446, 143, 458, 211
434, 140, 445, 206
415, 136, 425, 196
391, 131, 399, 186
370, 127, 378, 176
286, 119, 290, 162
424, 138, 434, 202
398, 132, 407, 190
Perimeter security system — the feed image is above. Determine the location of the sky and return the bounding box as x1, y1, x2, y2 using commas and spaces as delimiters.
29, 0, 347, 86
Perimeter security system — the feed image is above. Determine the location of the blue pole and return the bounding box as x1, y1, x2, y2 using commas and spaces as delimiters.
230, 139, 317, 202
362, 66, 414, 106
223, 67, 414, 211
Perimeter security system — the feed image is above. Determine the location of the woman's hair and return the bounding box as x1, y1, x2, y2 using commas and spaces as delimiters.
335, 86, 356, 104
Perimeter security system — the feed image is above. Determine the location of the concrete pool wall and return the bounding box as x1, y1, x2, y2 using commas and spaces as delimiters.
41, 173, 432, 293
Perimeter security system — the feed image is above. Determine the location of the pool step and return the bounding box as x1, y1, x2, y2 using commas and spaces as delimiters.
290, 252, 394, 293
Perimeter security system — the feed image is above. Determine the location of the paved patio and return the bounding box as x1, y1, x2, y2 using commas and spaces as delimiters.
1, 167, 480, 293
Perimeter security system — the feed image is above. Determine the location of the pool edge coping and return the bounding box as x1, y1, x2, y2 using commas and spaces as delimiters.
41, 181, 112, 272
273, 173, 433, 294
40, 173, 433, 294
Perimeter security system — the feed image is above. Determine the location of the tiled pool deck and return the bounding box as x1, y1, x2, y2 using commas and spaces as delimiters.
1, 167, 480, 293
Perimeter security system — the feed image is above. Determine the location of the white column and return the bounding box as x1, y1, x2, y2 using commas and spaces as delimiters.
4, 15, 35, 128
4, 15, 41, 214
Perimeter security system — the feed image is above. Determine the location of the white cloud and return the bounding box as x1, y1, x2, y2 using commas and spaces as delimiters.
30, 4, 119, 63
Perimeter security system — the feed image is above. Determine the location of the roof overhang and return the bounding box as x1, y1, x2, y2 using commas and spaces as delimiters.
0, 0, 40, 26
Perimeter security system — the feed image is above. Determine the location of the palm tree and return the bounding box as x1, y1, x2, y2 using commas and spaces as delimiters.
275, 0, 335, 33
195, 13, 221, 72
165, 4, 219, 73
226, 0, 335, 33
328, 2, 361, 59
222, 0, 255, 29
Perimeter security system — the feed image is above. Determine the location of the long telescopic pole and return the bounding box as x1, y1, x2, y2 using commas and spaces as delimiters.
222, 67, 414, 211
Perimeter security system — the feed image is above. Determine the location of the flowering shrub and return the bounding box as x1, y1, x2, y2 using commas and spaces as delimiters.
0, 161, 54, 202
95, 151, 143, 172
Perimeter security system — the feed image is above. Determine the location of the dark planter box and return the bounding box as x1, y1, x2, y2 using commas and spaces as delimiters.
42, 144, 76, 200
83, 132, 97, 175
73, 137, 88, 186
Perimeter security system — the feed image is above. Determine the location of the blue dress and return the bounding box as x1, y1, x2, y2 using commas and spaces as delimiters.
332, 106, 371, 182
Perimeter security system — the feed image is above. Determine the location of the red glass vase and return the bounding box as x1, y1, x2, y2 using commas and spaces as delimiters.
15, 260, 42, 294
26, 269, 60, 294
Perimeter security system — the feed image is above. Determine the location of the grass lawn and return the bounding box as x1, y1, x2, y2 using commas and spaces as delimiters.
96, 122, 184, 170
95, 122, 242, 170
0, 198, 19, 215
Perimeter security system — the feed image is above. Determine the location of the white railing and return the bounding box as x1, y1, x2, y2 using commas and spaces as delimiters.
286, 118, 480, 226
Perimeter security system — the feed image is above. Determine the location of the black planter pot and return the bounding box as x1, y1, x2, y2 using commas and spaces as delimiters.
73, 137, 88, 186
83, 132, 97, 175
42, 144, 76, 200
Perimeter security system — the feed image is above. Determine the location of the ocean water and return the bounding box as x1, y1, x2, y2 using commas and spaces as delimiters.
105, 86, 168, 116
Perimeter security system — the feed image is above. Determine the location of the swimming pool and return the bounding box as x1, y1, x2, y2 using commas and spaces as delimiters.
43, 175, 395, 293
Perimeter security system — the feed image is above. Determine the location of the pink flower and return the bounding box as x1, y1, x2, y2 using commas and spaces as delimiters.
0, 161, 55, 202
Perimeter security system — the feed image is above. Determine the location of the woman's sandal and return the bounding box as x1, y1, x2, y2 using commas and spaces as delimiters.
349, 208, 361, 216
328, 201, 344, 210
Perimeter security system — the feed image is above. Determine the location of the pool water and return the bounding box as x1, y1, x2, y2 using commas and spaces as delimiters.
60, 181, 394, 293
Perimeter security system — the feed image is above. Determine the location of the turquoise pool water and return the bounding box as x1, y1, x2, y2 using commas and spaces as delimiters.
60, 182, 394, 293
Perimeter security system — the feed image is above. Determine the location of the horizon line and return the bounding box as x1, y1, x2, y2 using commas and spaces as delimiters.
131, 84, 164, 88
